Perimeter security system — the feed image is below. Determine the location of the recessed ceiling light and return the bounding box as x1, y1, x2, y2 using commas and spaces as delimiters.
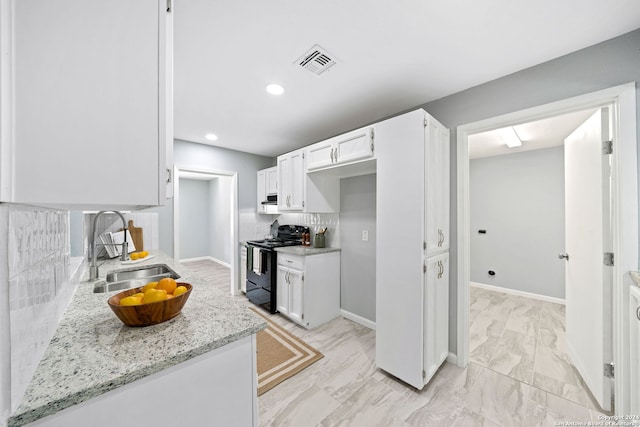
205, 133, 218, 141
499, 127, 522, 148
266, 84, 284, 95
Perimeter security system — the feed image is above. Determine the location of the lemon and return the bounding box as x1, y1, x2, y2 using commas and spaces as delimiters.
142, 289, 167, 304
142, 281, 158, 292
131, 292, 144, 299
120, 296, 142, 306
173, 285, 188, 297
156, 277, 177, 294
139, 251, 149, 258
129, 252, 139, 260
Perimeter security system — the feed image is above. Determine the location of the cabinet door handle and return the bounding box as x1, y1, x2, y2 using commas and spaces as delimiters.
636, 306, 640, 321
330, 148, 334, 163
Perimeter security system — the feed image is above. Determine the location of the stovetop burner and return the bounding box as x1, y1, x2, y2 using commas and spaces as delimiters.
247, 224, 310, 250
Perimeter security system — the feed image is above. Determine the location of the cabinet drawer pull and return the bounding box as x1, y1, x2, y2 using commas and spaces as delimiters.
636, 306, 640, 321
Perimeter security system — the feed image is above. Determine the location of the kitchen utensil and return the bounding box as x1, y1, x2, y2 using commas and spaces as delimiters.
120, 219, 144, 252
108, 282, 192, 327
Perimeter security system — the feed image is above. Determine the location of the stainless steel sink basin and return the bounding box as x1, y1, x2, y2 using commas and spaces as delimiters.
93, 264, 180, 293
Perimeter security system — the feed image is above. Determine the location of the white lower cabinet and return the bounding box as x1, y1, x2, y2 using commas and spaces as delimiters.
424, 252, 449, 382
276, 251, 340, 329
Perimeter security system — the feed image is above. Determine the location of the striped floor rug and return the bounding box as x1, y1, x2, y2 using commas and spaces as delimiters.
250, 308, 324, 395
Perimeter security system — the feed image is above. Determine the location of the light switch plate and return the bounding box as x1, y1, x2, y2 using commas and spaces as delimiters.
362, 230, 369, 241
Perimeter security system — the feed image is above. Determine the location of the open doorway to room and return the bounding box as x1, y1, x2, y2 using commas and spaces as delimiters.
456, 83, 638, 415
173, 166, 239, 295
466, 107, 601, 411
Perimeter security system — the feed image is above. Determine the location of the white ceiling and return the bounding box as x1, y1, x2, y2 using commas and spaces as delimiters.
174, 1, 640, 158
468, 108, 598, 159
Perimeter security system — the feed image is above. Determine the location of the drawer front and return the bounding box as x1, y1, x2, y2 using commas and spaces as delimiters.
278, 253, 304, 270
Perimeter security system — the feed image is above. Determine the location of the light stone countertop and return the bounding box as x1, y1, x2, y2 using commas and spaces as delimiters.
8, 251, 266, 427
275, 246, 341, 256
630, 271, 640, 287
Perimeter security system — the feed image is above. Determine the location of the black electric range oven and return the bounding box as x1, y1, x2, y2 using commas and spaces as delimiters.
245, 225, 309, 314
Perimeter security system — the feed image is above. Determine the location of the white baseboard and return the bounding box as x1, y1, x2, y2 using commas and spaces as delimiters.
180, 256, 231, 269
470, 281, 566, 305
340, 309, 376, 330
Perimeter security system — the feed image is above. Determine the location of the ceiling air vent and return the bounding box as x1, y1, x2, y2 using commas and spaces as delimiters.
295, 44, 337, 76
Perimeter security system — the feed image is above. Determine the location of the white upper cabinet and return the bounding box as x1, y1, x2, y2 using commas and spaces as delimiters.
425, 117, 450, 256
278, 149, 305, 211
306, 127, 374, 172
0, 0, 173, 209
265, 167, 278, 195
256, 166, 278, 215
277, 149, 339, 213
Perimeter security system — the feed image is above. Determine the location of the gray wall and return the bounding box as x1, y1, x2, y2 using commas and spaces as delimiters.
179, 178, 211, 259
339, 174, 376, 322
470, 147, 565, 299
210, 176, 232, 264
420, 28, 640, 355
143, 140, 274, 255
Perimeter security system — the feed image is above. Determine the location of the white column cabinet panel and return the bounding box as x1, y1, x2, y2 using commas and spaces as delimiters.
287, 269, 304, 324
376, 109, 450, 390
1, 0, 172, 209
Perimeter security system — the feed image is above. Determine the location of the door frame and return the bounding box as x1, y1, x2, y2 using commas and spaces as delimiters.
456, 82, 638, 414
173, 165, 240, 296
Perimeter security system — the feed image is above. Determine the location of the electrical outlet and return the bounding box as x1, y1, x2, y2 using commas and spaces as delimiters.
362, 230, 369, 241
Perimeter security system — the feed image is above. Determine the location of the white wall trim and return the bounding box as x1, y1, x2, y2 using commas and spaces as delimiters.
456, 82, 638, 416
470, 281, 566, 305
340, 309, 376, 330
173, 165, 240, 296
180, 256, 231, 269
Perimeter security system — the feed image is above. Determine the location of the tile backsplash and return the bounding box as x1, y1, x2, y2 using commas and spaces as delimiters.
239, 210, 340, 248
4, 204, 78, 412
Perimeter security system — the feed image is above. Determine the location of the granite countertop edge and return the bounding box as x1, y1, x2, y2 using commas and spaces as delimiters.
274, 246, 341, 256
8, 251, 266, 427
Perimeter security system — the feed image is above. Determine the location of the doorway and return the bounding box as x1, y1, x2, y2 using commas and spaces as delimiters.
466, 106, 602, 410
173, 165, 240, 295
456, 83, 638, 415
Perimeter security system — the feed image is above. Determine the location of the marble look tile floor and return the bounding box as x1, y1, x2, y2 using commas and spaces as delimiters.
180, 260, 608, 426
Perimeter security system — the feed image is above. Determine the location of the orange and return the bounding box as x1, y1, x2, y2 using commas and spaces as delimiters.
173, 285, 188, 297
120, 296, 142, 306
156, 277, 177, 294
142, 289, 167, 304
142, 281, 158, 292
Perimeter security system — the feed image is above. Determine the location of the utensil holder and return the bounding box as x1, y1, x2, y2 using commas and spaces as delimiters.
313, 233, 325, 248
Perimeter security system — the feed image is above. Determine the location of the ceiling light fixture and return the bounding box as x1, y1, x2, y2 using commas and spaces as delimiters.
266, 84, 284, 95
205, 133, 218, 141
500, 127, 522, 148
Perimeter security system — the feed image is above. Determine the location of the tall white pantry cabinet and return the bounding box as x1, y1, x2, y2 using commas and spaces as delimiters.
376, 109, 450, 389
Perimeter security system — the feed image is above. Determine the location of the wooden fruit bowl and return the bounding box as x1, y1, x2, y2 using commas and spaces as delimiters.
108, 283, 192, 327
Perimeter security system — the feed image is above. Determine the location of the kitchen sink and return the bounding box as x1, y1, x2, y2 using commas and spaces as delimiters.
93, 264, 180, 293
